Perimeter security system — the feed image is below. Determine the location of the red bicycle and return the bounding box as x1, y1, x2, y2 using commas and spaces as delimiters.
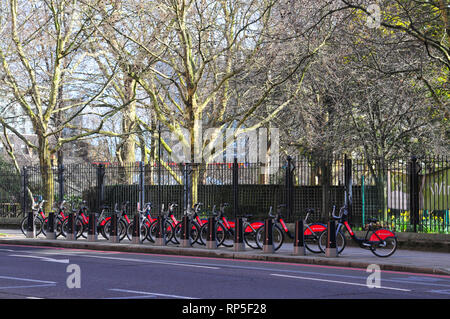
20, 200, 46, 237
318, 204, 398, 257
126, 202, 155, 242
102, 202, 132, 241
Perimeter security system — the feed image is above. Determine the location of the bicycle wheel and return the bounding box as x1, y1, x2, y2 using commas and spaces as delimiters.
173, 221, 200, 245
61, 217, 83, 238
148, 219, 174, 243
126, 221, 148, 242
304, 223, 327, 254
218, 223, 234, 247
100, 218, 112, 240
199, 222, 226, 247
20, 215, 43, 236
55, 217, 65, 238
369, 229, 398, 257
80, 221, 89, 239
118, 220, 128, 241
255, 224, 284, 251
243, 226, 260, 249
318, 229, 346, 254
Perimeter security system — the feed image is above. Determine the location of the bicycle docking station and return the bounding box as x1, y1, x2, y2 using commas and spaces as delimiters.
293, 219, 305, 256
66, 212, 76, 241
109, 213, 119, 243
263, 219, 274, 253
132, 213, 141, 244
326, 220, 338, 258
234, 217, 245, 252
88, 212, 97, 242
26, 211, 35, 238
46, 212, 56, 240
180, 215, 191, 248
207, 216, 217, 249
155, 215, 166, 246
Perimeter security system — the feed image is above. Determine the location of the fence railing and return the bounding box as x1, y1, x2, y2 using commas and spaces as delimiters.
0, 155, 449, 233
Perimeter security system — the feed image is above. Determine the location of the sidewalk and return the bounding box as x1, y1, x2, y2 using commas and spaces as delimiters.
1, 228, 449, 276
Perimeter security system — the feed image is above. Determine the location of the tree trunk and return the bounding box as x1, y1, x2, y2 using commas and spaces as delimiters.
39, 137, 54, 214
118, 76, 137, 184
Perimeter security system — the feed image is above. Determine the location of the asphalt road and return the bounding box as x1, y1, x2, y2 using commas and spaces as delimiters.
0, 243, 449, 301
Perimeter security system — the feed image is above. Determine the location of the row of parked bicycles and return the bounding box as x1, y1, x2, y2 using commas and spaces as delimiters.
20, 198, 398, 257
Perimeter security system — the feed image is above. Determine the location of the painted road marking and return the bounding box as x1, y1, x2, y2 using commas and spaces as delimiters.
79, 254, 221, 269
109, 288, 198, 299
0, 275, 56, 284
0, 275, 57, 290
271, 273, 412, 292
9, 254, 70, 264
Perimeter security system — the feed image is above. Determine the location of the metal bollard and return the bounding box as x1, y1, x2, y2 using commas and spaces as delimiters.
234, 217, 245, 251
46, 212, 56, 240
263, 219, 274, 253
180, 215, 191, 248
109, 213, 119, 243
293, 219, 305, 256
132, 213, 141, 244
88, 213, 97, 241
26, 211, 34, 238
66, 213, 76, 241
326, 220, 337, 257
155, 215, 166, 246
206, 216, 216, 249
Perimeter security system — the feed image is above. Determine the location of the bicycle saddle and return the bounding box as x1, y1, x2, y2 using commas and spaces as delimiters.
367, 217, 378, 223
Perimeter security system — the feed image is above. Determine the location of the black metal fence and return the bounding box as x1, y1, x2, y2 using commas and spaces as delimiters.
0, 155, 449, 233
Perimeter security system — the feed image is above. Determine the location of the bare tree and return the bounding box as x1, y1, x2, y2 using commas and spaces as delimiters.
0, 0, 120, 210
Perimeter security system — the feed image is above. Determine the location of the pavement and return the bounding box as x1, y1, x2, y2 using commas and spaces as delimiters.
1, 228, 449, 276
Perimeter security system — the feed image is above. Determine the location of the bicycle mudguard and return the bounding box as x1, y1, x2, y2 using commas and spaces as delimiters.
304, 224, 326, 235
369, 229, 395, 241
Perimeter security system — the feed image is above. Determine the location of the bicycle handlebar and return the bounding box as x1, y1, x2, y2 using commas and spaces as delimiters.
331, 205, 348, 219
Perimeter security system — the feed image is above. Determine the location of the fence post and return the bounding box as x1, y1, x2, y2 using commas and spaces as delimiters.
233, 157, 239, 220
22, 166, 29, 218
293, 219, 305, 255
263, 218, 274, 253
97, 164, 105, 214
88, 212, 97, 241
344, 155, 353, 225
58, 164, 64, 202
206, 216, 216, 249
138, 161, 145, 212
285, 156, 294, 220
325, 220, 337, 257
183, 163, 192, 214
408, 156, 420, 232
234, 217, 245, 251
46, 212, 56, 240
